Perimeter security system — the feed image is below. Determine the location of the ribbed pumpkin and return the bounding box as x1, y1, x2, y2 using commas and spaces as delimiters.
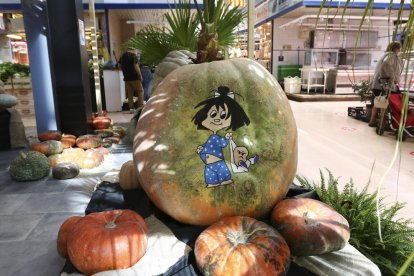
195, 216, 290, 276
57, 215, 83, 258
76, 135, 102, 149
67, 209, 149, 275
133, 58, 297, 225
31, 140, 63, 156
119, 160, 140, 190
60, 134, 77, 149
270, 198, 350, 256
93, 116, 112, 130
38, 130, 62, 142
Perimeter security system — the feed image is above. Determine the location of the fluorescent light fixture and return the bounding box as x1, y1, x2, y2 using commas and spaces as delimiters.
6, 34, 22, 40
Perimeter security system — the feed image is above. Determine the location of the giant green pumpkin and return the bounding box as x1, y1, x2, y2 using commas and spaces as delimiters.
133, 58, 297, 225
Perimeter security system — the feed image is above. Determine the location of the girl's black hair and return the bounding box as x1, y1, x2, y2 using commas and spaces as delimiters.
192, 86, 250, 131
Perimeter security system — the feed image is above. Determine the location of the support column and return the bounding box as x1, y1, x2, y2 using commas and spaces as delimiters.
21, 0, 92, 136
46, 0, 92, 136
21, 0, 59, 134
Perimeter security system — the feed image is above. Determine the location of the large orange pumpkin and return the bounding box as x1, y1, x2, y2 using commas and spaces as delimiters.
270, 198, 350, 256
133, 58, 297, 225
57, 216, 83, 258
67, 210, 149, 275
195, 216, 290, 276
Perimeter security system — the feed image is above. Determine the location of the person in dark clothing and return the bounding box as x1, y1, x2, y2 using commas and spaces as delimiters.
119, 48, 144, 113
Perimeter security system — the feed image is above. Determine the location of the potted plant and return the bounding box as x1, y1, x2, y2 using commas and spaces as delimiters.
352, 79, 372, 122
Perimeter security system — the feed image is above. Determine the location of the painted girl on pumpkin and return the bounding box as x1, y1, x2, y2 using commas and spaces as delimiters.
192, 86, 251, 187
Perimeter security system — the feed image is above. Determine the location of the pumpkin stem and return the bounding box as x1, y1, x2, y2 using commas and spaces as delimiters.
19, 151, 27, 159
105, 211, 122, 229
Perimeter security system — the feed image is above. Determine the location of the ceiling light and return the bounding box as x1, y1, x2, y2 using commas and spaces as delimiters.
6, 34, 22, 40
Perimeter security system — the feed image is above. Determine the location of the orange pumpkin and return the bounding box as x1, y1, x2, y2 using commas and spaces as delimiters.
270, 198, 350, 256
195, 216, 290, 276
57, 216, 83, 258
67, 210, 149, 275
93, 116, 112, 130
119, 160, 140, 190
76, 135, 102, 149
133, 58, 297, 225
38, 130, 62, 142
31, 140, 63, 156
61, 134, 77, 149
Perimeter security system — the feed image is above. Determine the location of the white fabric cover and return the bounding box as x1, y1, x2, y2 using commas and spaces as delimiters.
293, 243, 381, 276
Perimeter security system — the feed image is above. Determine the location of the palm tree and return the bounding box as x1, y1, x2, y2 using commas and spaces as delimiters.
193, 0, 245, 62
125, 0, 245, 65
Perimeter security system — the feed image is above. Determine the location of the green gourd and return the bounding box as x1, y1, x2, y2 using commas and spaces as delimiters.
9, 151, 50, 181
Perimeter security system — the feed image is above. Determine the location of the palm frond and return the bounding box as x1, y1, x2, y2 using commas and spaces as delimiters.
216, 2, 246, 49
124, 25, 184, 65
165, 0, 199, 51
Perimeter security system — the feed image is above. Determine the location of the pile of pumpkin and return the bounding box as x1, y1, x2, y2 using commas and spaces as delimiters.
58, 159, 346, 274
8, 116, 126, 181
57, 191, 350, 275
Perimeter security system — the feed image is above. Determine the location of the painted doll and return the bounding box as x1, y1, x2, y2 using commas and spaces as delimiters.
192, 86, 250, 187
229, 137, 259, 173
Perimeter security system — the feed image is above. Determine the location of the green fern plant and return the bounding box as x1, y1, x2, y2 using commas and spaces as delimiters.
296, 169, 414, 276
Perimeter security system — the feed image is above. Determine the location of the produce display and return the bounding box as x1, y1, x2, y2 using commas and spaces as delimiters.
9, 151, 50, 181
133, 58, 298, 225
66, 209, 149, 275
119, 160, 140, 190
195, 216, 291, 276
270, 198, 350, 256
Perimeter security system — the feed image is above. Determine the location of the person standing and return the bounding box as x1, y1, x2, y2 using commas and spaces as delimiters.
140, 64, 152, 101
369, 42, 402, 127
119, 47, 144, 113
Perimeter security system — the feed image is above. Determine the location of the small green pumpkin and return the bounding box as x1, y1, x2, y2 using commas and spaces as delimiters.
9, 151, 50, 181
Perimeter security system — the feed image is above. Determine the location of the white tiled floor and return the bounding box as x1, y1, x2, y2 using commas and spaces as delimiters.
291, 100, 414, 220
0, 101, 413, 275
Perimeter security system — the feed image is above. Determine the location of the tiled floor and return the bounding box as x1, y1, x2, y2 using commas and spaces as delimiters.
0, 101, 413, 275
